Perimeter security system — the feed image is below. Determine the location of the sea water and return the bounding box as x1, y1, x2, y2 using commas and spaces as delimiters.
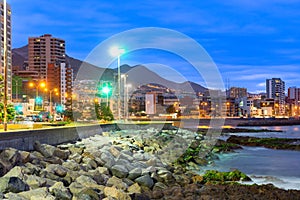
202, 125, 300, 190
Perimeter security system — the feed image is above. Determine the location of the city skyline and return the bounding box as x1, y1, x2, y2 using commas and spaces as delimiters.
9, 0, 300, 93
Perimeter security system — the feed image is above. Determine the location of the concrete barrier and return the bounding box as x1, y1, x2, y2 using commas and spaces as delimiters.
0, 122, 174, 151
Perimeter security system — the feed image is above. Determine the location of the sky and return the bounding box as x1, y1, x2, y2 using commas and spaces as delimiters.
9, 0, 300, 93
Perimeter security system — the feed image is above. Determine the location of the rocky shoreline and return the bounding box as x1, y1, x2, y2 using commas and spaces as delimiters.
0, 128, 300, 199
226, 135, 300, 151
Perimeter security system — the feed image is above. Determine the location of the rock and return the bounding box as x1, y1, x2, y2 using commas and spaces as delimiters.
121, 150, 133, 156
74, 188, 100, 200
63, 171, 81, 185
151, 189, 164, 199
122, 178, 135, 187
127, 183, 142, 194
106, 176, 128, 190
0, 148, 21, 176
39, 170, 60, 182
75, 175, 103, 190
82, 157, 98, 169
49, 181, 72, 200
69, 182, 102, 199
69, 153, 83, 164
33, 141, 55, 158
143, 166, 156, 176
109, 146, 121, 157
111, 165, 129, 178
0, 177, 29, 193
135, 175, 154, 188
97, 167, 109, 175
104, 186, 131, 200
68, 146, 84, 155
82, 152, 95, 160
4, 192, 27, 200
19, 151, 31, 163
115, 158, 134, 171
43, 157, 63, 165
62, 160, 81, 171
133, 152, 146, 161
45, 164, 68, 177
128, 168, 142, 180
53, 148, 70, 160
24, 175, 47, 189
4, 166, 25, 180
118, 152, 134, 162
153, 182, 168, 190
100, 151, 115, 164
69, 182, 84, 196
23, 162, 40, 175
18, 187, 55, 200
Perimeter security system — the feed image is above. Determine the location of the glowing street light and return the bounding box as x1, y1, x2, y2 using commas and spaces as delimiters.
110, 46, 125, 120
102, 86, 111, 107
45, 88, 58, 117
29, 81, 46, 110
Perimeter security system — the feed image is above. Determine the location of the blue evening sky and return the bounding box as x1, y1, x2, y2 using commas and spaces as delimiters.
10, 0, 300, 93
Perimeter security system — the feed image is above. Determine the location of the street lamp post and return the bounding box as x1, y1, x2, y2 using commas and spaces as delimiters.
110, 47, 125, 120
125, 84, 132, 120
29, 81, 46, 110
102, 86, 110, 107
46, 88, 58, 118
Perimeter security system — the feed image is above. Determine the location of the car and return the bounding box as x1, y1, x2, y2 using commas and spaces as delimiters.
55, 116, 63, 121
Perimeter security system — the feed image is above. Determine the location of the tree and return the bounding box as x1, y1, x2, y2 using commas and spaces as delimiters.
0, 103, 16, 122
95, 102, 114, 121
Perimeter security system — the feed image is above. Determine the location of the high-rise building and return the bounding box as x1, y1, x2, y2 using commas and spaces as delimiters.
0, 1, 12, 101
227, 87, 247, 98
28, 34, 66, 81
266, 78, 285, 115
288, 87, 300, 102
28, 34, 72, 107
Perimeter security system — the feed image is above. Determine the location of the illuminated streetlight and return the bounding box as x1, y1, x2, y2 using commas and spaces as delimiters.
45, 88, 58, 118
110, 46, 125, 120
29, 81, 46, 110
102, 86, 111, 107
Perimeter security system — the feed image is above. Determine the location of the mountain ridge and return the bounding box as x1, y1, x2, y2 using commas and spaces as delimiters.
12, 45, 208, 94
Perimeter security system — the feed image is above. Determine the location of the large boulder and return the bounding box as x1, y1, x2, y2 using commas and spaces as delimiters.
128, 168, 142, 180
104, 186, 131, 200
0, 148, 22, 176
33, 141, 56, 158
111, 165, 128, 178
24, 175, 47, 189
127, 183, 142, 194
135, 175, 154, 188
18, 187, 55, 200
49, 181, 72, 200
106, 176, 128, 190
4, 166, 25, 180
0, 177, 29, 193
45, 164, 68, 177
53, 148, 70, 160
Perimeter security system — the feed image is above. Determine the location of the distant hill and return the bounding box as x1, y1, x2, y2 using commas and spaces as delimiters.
12, 45, 28, 68
12, 45, 208, 95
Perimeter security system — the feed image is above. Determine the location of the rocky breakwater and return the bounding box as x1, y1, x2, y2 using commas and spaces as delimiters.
0, 128, 212, 199
1, 128, 300, 199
